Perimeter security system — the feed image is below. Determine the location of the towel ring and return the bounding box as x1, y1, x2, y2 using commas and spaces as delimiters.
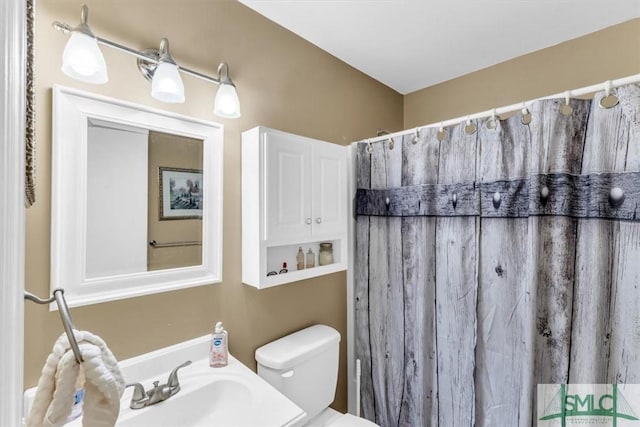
25, 288, 84, 363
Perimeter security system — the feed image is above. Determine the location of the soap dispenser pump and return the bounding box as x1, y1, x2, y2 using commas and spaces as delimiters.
209, 321, 228, 367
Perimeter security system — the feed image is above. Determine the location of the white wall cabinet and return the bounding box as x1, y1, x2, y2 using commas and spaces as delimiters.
242, 126, 348, 288
265, 130, 312, 241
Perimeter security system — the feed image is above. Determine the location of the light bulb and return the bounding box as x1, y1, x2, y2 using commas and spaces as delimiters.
61, 32, 108, 84
151, 62, 185, 103
214, 83, 241, 118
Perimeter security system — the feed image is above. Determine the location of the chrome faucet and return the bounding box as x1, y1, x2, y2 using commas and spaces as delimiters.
125, 360, 192, 409
124, 382, 148, 409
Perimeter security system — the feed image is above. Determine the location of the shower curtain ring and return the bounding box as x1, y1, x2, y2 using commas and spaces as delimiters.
464, 116, 477, 135
366, 139, 373, 154
599, 80, 619, 109
521, 103, 532, 125
561, 91, 573, 116
486, 109, 497, 130
412, 127, 420, 144
437, 122, 447, 141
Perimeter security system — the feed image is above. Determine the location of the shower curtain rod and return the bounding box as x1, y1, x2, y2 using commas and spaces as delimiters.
358, 73, 640, 145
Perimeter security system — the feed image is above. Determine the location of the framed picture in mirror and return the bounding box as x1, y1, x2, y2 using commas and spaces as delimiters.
159, 167, 203, 220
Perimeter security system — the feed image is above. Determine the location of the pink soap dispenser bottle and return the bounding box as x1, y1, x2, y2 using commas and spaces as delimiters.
209, 321, 228, 367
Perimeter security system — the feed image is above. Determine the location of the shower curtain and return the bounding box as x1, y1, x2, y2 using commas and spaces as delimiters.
354, 83, 640, 427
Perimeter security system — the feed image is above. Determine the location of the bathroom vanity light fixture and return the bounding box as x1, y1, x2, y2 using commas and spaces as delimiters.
146, 38, 185, 103
59, 5, 108, 84
213, 63, 241, 119
53, 5, 241, 118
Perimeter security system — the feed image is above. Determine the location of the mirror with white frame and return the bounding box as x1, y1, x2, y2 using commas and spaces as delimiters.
52, 85, 223, 307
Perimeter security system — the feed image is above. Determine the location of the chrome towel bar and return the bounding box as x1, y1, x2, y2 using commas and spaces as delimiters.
149, 240, 202, 248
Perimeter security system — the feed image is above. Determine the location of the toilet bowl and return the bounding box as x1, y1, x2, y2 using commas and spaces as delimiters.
255, 325, 378, 427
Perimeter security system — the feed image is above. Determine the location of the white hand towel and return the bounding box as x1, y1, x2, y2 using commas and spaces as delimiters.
26, 330, 126, 427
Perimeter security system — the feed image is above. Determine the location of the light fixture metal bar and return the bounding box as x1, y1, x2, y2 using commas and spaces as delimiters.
96, 36, 158, 63
53, 20, 223, 85
177, 66, 221, 85
52, 21, 73, 34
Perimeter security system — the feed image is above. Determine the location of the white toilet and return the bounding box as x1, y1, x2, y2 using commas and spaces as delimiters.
255, 325, 378, 427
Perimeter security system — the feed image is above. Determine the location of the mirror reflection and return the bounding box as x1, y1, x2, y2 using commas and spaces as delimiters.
86, 119, 203, 279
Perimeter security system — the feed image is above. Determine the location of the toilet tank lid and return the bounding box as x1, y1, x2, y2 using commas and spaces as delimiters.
255, 325, 340, 370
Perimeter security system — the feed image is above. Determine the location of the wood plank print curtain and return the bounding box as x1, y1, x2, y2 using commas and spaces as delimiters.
354, 83, 640, 427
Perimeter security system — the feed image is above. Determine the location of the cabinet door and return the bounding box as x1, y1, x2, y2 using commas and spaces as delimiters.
312, 141, 347, 237
265, 131, 312, 241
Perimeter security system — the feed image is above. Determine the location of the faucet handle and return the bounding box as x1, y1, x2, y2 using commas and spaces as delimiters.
148, 380, 172, 403
167, 360, 192, 390
125, 382, 148, 409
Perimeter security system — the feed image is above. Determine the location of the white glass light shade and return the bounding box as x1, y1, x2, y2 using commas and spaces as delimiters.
151, 62, 185, 103
61, 32, 108, 84
213, 83, 241, 118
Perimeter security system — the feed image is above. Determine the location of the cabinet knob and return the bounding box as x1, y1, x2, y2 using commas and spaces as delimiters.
316, 217, 322, 224
306, 218, 312, 225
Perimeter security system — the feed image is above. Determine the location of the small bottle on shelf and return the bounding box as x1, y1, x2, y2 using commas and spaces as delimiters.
279, 262, 288, 274
306, 249, 315, 268
296, 247, 305, 270
319, 242, 334, 265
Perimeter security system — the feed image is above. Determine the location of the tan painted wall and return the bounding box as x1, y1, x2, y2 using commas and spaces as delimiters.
25, 1, 639, 413
404, 18, 640, 128
25, 0, 403, 411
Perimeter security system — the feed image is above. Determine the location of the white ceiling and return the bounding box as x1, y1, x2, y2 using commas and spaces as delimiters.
239, 0, 640, 94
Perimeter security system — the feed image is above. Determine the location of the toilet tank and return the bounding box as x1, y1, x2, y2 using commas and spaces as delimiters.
255, 325, 340, 420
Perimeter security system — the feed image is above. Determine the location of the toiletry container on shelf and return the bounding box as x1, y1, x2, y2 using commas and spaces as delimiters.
241, 126, 348, 288
255, 325, 378, 427
318, 242, 334, 265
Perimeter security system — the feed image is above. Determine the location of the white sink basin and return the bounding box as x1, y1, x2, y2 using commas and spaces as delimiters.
115, 360, 281, 427
113, 340, 306, 427
24, 336, 306, 427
